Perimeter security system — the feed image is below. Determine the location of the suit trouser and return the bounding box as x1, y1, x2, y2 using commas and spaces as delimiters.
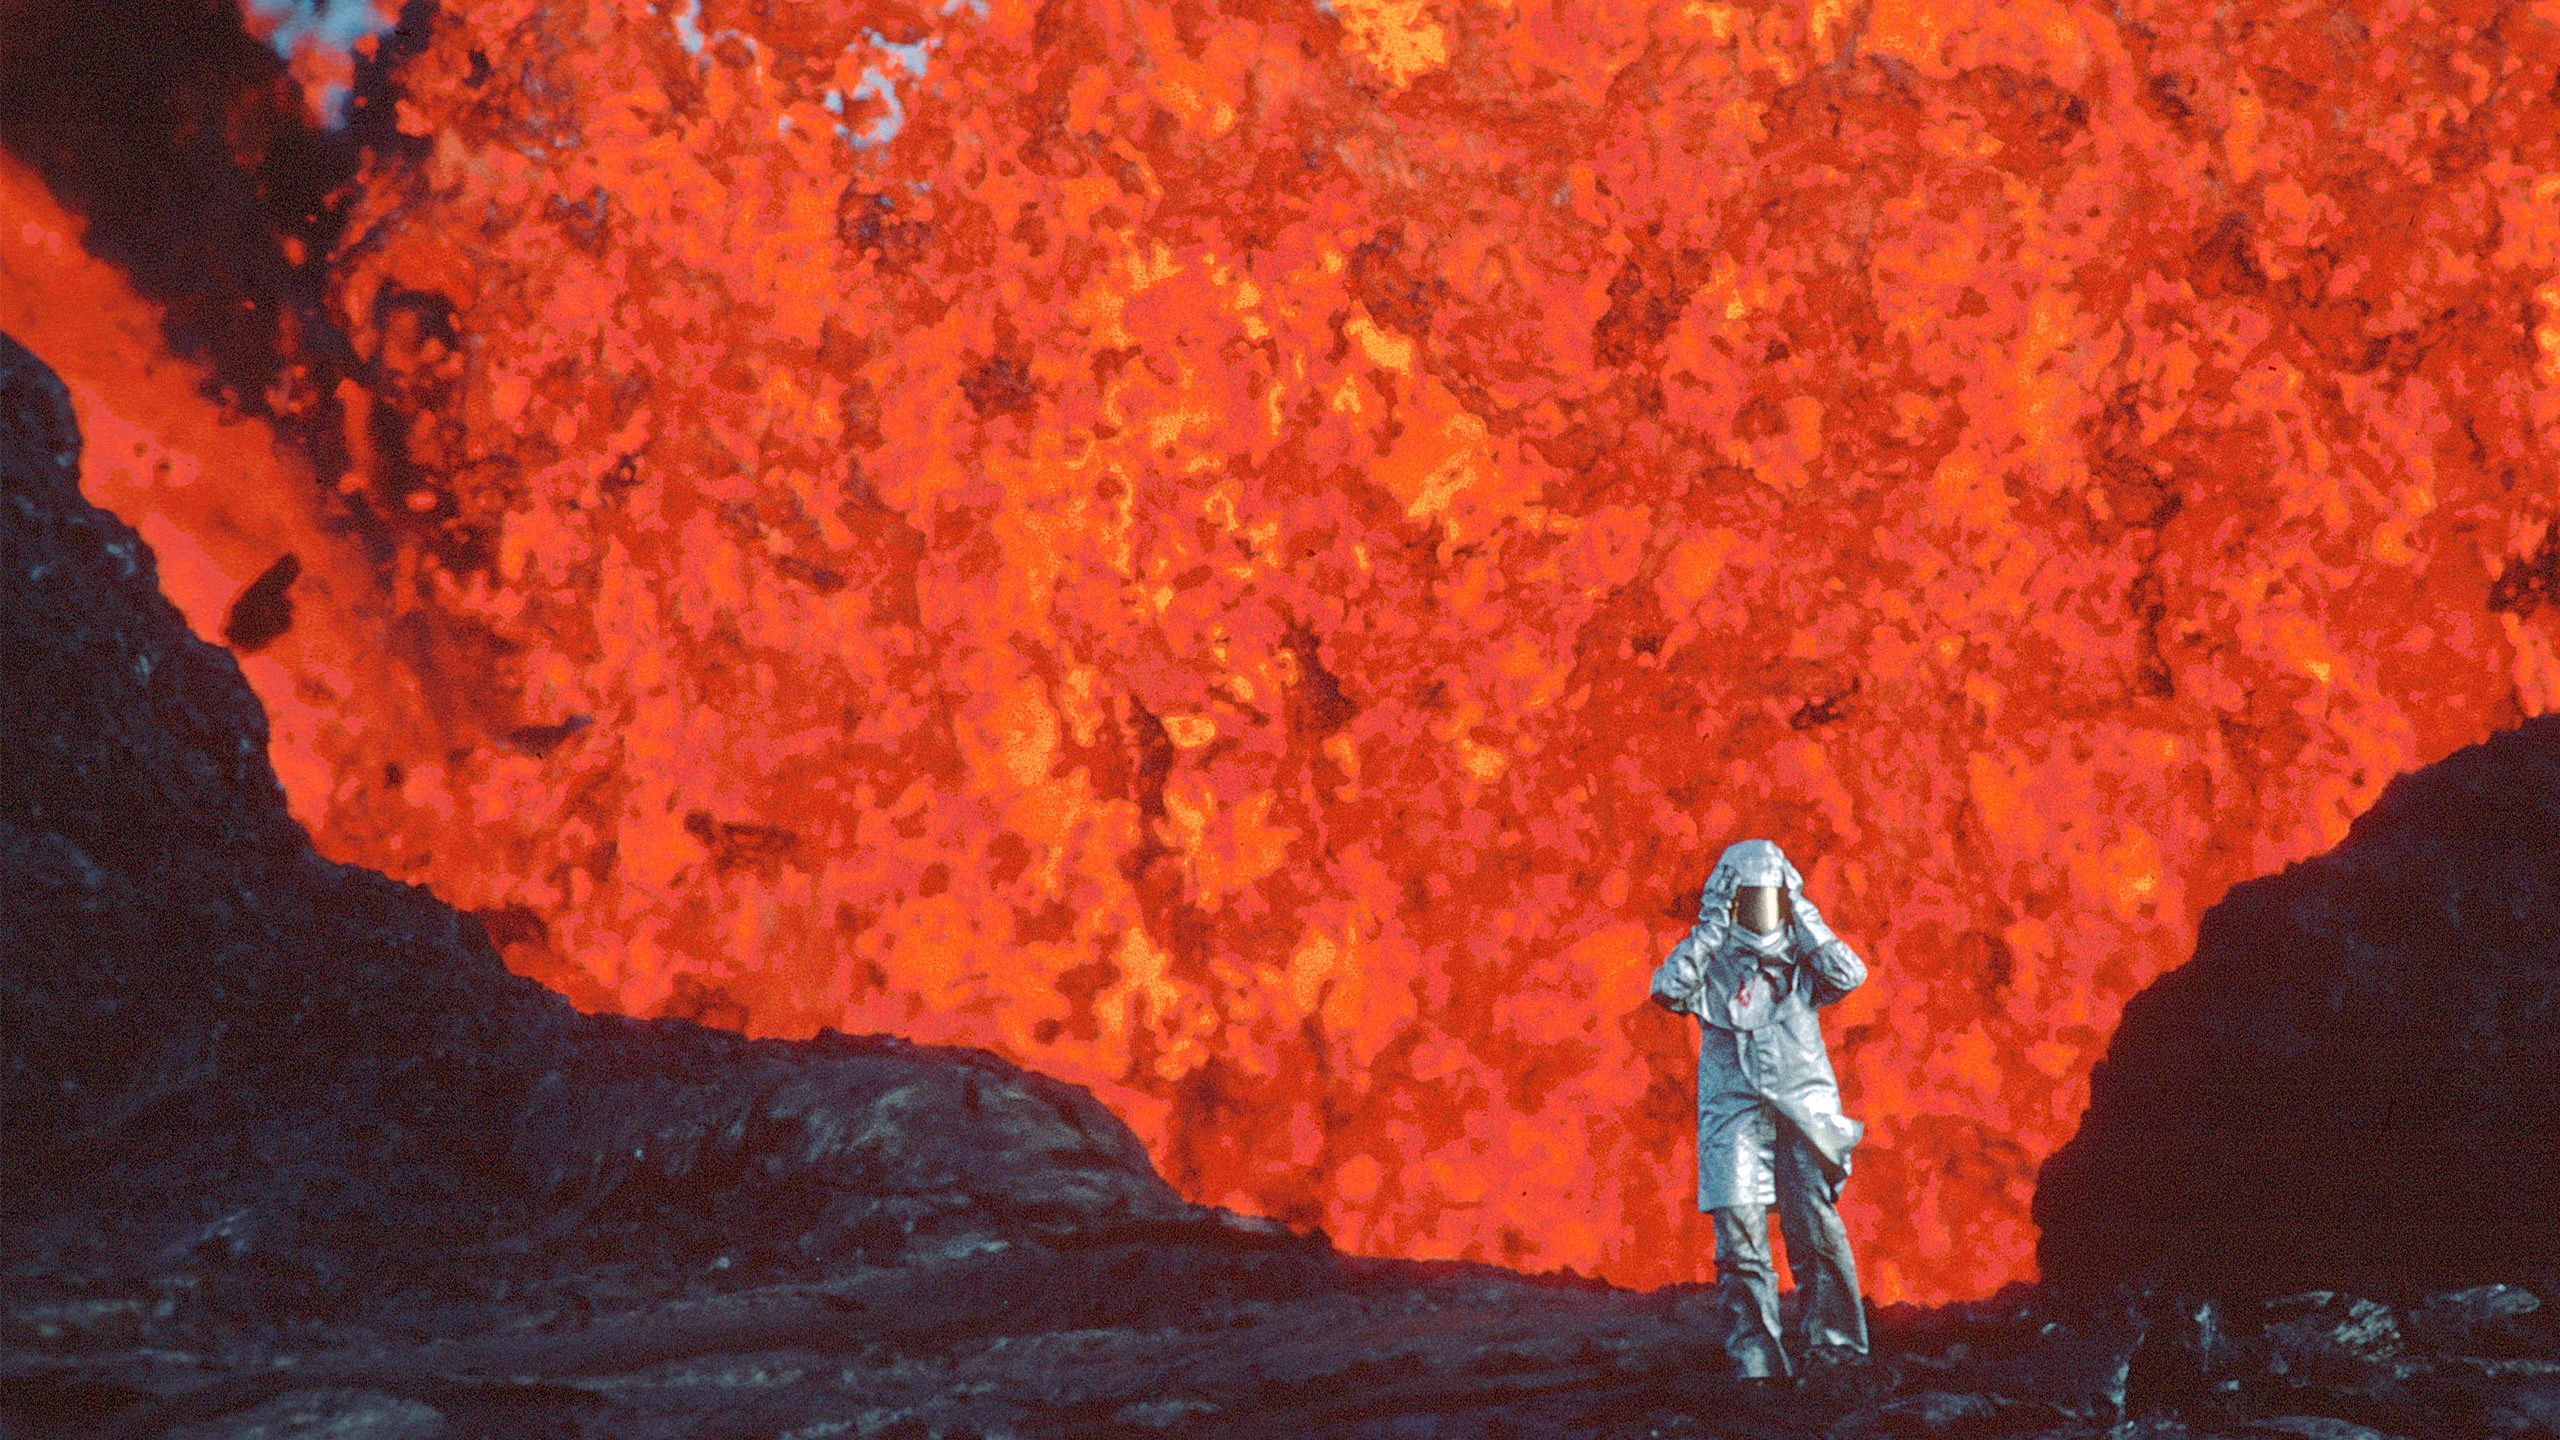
1710, 1114, 1868, 1378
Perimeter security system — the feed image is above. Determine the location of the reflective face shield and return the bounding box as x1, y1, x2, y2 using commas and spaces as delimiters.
1732, 884, 1783, 935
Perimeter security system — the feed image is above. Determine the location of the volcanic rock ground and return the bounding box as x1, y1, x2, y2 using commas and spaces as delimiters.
7, 328, 2560, 1438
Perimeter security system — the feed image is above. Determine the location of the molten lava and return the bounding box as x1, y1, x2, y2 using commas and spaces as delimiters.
15, 0, 2560, 1304
1, 153, 458, 833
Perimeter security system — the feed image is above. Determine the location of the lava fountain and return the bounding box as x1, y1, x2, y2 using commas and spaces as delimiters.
9, 0, 2560, 1304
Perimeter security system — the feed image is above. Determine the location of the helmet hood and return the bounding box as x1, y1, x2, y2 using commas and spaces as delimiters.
1698, 838, 1807, 921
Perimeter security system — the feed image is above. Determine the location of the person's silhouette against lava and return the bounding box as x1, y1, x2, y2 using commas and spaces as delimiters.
1650, 838, 1869, 1381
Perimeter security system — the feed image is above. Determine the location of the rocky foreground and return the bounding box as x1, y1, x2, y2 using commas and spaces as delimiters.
7, 325, 2560, 1439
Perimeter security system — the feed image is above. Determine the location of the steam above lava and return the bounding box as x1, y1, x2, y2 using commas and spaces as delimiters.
10, 0, 2560, 1303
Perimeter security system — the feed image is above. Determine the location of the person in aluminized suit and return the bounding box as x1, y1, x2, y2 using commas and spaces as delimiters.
1650, 838, 1870, 1381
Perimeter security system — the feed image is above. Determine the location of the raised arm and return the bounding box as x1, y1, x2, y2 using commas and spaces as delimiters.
1649, 893, 1732, 1015
1791, 892, 1867, 1006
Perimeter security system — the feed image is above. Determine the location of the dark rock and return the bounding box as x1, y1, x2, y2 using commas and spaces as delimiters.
1845, 1301, 2143, 1433
2239, 1419, 2417, 1440
162, 1387, 446, 1440
2260, 1294, 2404, 1381
2127, 1294, 2243, 1415
2404, 1286, 2545, 1356
1798, 1346, 1890, 1409
220, 552, 298, 653
2034, 717, 2560, 1296
2476, 1378, 2560, 1437
0, 325, 1196, 1307
1975, 1318, 2145, 1422
1823, 1389, 2003, 1437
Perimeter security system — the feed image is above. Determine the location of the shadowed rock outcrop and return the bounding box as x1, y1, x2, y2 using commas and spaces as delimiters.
2035, 715, 2560, 1295
0, 327, 1199, 1309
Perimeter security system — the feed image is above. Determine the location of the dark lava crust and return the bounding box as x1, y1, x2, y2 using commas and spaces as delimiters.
8, 328, 2560, 1437
2037, 713, 2560, 1296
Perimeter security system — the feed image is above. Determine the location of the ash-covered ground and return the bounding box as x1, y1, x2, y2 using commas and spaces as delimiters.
7, 329, 2560, 1438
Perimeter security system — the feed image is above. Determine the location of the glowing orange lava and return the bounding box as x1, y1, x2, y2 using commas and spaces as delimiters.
1, 152, 457, 834
16, 0, 2560, 1304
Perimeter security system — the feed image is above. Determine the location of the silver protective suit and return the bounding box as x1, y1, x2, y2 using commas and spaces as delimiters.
1649, 838, 1869, 1376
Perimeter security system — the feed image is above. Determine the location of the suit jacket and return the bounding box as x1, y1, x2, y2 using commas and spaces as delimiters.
1651, 891, 1867, 1211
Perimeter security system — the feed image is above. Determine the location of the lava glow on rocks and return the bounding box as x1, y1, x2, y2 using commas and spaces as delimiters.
12, 0, 2560, 1304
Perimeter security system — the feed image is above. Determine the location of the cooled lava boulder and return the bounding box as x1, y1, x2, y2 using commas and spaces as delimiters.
0, 328, 1195, 1300
2035, 715, 2560, 1295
